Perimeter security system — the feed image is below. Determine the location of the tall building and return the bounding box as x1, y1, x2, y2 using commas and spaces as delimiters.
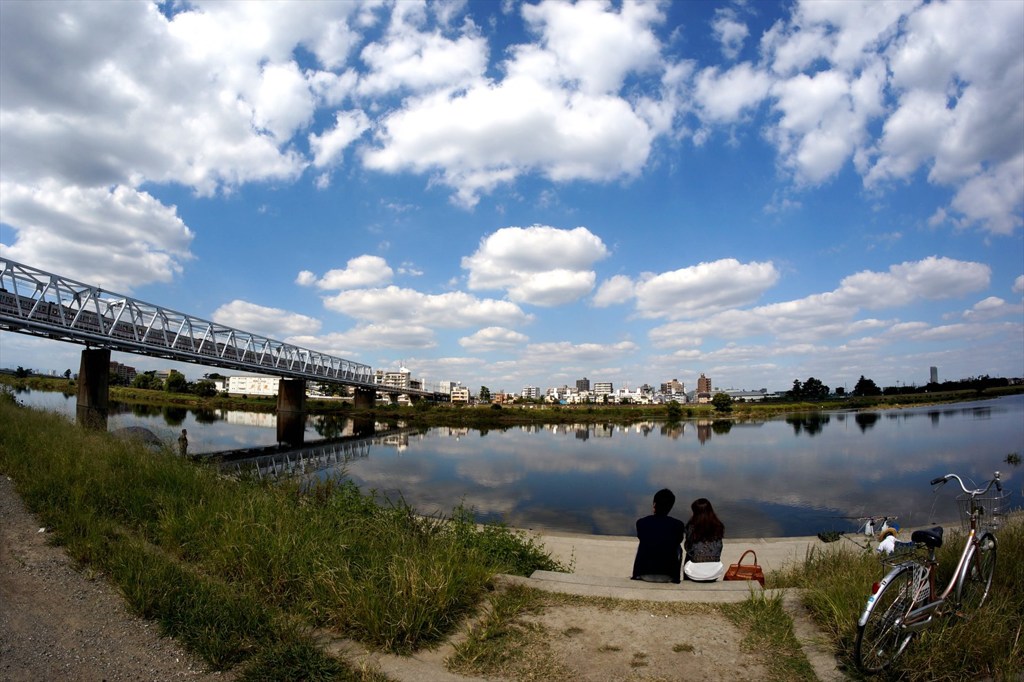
109, 361, 137, 383
661, 378, 684, 395
522, 386, 540, 399
697, 373, 712, 393
576, 377, 590, 392
438, 380, 459, 395
930, 366, 938, 384
594, 381, 613, 395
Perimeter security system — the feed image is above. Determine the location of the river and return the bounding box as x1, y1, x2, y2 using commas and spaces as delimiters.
10, 388, 1023, 538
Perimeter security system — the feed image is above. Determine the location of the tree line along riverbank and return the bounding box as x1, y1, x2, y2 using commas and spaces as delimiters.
3, 373, 1022, 428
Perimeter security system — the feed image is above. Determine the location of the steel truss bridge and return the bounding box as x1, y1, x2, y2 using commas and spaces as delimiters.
0, 258, 431, 397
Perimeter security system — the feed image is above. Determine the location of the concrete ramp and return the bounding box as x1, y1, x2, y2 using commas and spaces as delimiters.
501, 570, 764, 603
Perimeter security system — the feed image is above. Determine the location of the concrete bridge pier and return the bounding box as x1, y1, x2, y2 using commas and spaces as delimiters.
76, 348, 110, 430
353, 387, 375, 409
276, 379, 306, 446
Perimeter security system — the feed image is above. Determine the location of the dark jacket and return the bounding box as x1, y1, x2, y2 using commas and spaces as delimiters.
632, 514, 686, 582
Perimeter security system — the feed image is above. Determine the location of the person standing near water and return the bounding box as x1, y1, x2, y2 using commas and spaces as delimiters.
177, 429, 188, 456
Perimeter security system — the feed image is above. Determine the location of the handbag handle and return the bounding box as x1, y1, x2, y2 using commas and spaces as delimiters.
737, 549, 758, 565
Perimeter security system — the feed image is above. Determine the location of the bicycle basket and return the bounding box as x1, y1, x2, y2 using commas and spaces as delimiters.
956, 490, 1010, 533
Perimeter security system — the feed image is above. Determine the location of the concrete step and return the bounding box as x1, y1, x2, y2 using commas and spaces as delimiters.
499, 570, 765, 603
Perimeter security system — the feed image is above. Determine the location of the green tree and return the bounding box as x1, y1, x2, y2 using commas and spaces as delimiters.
712, 392, 733, 412
853, 375, 881, 397
665, 400, 682, 422
165, 370, 188, 393
193, 379, 217, 397
132, 371, 162, 390
63, 368, 72, 380
803, 377, 830, 400
789, 379, 803, 400
479, 386, 491, 402
14, 366, 29, 378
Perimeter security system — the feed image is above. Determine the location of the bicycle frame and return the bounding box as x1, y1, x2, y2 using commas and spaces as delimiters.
899, 524, 979, 633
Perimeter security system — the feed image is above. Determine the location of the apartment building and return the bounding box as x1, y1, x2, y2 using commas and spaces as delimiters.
227, 375, 281, 396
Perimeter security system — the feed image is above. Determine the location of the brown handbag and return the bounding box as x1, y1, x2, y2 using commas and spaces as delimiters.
723, 549, 765, 587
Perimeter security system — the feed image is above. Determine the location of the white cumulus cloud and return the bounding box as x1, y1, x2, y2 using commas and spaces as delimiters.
323, 285, 533, 328
462, 225, 609, 306
212, 300, 321, 339
0, 181, 192, 292
310, 255, 395, 291
634, 259, 779, 320
459, 326, 529, 352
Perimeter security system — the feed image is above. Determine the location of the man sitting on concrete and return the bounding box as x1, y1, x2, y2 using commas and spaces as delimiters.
631, 488, 686, 583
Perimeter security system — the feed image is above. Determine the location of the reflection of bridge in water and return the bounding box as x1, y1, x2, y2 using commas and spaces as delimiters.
211, 425, 421, 480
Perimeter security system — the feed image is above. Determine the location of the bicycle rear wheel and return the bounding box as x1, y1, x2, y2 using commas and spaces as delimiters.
855, 566, 918, 673
955, 532, 997, 614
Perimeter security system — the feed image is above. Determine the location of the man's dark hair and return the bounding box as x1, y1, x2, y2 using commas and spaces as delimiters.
653, 488, 675, 515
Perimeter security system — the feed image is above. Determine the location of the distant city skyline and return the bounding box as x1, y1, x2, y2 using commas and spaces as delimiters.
1, 1, 1022, 392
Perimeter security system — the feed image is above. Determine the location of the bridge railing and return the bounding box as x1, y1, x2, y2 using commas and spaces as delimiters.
0, 257, 382, 388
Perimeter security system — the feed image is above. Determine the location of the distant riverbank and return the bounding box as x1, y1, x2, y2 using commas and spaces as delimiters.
3, 373, 1021, 428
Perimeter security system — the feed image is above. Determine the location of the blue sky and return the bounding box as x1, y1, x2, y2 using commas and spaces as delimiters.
1, 0, 1022, 394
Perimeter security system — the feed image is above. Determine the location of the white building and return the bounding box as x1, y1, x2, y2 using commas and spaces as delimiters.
227, 375, 281, 396
450, 386, 470, 404
375, 366, 412, 390
438, 380, 459, 396
521, 386, 540, 399
594, 382, 613, 395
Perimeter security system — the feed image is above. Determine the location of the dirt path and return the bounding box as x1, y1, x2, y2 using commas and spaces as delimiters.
0, 475, 229, 681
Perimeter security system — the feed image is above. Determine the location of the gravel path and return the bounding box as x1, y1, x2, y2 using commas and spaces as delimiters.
0, 474, 230, 682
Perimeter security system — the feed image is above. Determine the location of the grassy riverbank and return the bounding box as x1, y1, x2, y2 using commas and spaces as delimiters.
771, 519, 1024, 680
0, 395, 563, 679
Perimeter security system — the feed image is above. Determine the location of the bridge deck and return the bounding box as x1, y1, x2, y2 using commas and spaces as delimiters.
0, 258, 433, 396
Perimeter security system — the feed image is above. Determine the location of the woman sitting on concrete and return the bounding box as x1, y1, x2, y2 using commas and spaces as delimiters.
683, 498, 725, 582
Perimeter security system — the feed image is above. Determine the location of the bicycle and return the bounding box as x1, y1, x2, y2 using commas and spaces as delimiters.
853, 471, 1006, 674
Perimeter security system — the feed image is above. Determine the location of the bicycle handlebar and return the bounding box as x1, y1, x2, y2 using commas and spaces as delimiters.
930, 471, 1001, 495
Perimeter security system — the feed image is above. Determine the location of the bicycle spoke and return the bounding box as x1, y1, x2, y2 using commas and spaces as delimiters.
856, 567, 918, 673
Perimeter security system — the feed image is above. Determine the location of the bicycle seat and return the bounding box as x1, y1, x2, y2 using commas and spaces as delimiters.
911, 526, 943, 548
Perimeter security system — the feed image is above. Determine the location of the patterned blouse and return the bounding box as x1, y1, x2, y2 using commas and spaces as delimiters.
685, 537, 723, 563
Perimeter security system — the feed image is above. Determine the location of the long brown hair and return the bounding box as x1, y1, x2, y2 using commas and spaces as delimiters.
687, 498, 724, 542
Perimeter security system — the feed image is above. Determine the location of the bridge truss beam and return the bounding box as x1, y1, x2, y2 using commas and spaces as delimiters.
0, 258, 397, 392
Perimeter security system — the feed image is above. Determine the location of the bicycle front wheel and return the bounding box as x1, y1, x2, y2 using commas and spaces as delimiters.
855, 566, 918, 673
955, 532, 997, 614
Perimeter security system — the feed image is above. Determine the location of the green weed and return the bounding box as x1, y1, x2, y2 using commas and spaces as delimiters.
0, 401, 563, 675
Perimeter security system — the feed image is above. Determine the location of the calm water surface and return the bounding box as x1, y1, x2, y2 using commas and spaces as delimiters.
14, 389, 1024, 538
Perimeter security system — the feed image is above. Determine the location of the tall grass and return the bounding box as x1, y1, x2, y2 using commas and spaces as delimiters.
771, 520, 1024, 680
0, 397, 563, 676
